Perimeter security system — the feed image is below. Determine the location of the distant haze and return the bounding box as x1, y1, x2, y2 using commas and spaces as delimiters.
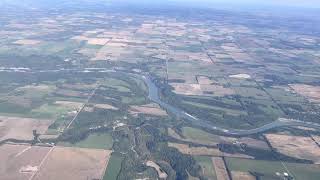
111, 0, 320, 9
1, 0, 319, 11
177, 0, 320, 7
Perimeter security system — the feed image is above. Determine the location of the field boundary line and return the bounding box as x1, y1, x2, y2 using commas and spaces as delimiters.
65, 83, 100, 129
29, 146, 55, 180
100, 150, 113, 180
212, 157, 231, 180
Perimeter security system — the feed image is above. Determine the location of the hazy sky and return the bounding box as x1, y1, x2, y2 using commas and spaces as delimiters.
129, 0, 320, 8
1, 0, 319, 10
170, 0, 320, 8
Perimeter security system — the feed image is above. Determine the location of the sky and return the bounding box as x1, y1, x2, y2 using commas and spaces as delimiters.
113, 0, 320, 9
1, 0, 319, 10
167, 0, 320, 9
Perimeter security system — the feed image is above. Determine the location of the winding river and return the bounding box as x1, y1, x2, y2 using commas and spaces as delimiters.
141, 75, 320, 136
2, 67, 320, 136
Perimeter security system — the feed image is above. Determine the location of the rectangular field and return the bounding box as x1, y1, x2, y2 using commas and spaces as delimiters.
0, 144, 51, 180
225, 157, 320, 180
103, 153, 124, 180
59, 132, 113, 150
129, 103, 167, 116
265, 134, 320, 164
231, 171, 255, 180
33, 146, 111, 180
194, 156, 217, 180
212, 157, 230, 180
0, 116, 53, 141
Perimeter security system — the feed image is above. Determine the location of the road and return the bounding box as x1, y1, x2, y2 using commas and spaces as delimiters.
2, 67, 320, 136
65, 83, 100, 129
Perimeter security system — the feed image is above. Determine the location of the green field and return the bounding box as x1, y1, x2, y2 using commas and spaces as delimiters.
182, 127, 221, 144
3, 40, 81, 57
182, 100, 247, 116
285, 162, 320, 180
98, 76, 147, 105
104, 81, 131, 92
194, 156, 217, 180
103, 153, 125, 180
30, 103, 71, 119
0, 81, 89, 120
225, 157, 320, 180
227, 78, 258, 87
265, 87, 306, 103
233, 86, 270, 100
60, 132, 113, 150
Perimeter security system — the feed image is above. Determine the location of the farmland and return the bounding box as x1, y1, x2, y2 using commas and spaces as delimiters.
59, 132, 113, 150
194, 156, 217, 180
226, 157, 320, 180
0, 144, 51, 180
0, 144, 111, 180
103, 153, 124, 180
0, 116, 52, 141
32, 146, 111, 180
265, 134, 320, 164
0, 1, 320, 179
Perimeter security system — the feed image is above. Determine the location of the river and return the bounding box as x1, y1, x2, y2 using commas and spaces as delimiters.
2, 68, 319, 136
141, 75, 320, 136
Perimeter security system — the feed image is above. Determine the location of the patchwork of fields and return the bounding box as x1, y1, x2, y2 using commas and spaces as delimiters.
0, 2, 320, 180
